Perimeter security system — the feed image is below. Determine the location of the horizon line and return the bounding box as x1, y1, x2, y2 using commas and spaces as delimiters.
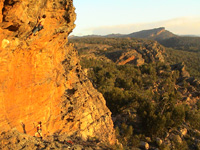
70, 26, 200, 37
71, 16, 200, 36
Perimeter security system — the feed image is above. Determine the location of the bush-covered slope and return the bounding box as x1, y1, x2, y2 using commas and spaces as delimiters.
165, 48, 200, 80
160, 37, 200, 52
70, 37, 200, 149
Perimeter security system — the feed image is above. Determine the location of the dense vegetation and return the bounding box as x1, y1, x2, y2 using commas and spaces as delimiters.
70, 37, 200, 80
165, 48, 200, 80
160, 36, 200, 52
70, 37, 200, 149
81, 58, 199, 149
71, 37, 152, 52
161, 36, 200, 80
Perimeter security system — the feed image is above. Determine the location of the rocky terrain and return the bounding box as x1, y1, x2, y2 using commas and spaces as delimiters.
113, 62, 200, 149
0, 0, 116, 148
112, 41, 165, 66
71, 38, 165, 66
0, 129, 114, 150
71, 37, 200, 149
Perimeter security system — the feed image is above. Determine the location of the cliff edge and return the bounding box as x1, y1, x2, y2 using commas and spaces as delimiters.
0, 0, 115, 144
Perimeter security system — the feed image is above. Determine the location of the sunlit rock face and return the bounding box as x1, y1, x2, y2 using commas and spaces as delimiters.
0, 0, 116, 144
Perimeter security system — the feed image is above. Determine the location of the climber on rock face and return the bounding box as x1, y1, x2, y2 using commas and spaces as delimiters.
31, 15, 46, 36
34, 121, 43, 139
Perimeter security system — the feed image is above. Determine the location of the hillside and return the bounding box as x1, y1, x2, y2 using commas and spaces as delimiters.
165, 48, 200, 79
70, 37, 200, 149
160, 36, 200, 52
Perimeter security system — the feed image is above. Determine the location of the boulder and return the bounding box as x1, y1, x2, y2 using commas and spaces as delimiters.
145, 137, 151, 143
163, 139, 172, 149
1, 39, 10, 48
180, 128, 187, 137
156, 137, 163, 146
140, 141, 149, 150
171, 62, 190, 78
116, 50, 144, 66
172, 135, 182, 144
194, 129, 200, 137
73, 144, 84, 150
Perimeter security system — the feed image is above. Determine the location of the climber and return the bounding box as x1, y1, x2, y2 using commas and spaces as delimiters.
21, 122, 26, 134
34, 121, 43, 139
30, 15, 46, 36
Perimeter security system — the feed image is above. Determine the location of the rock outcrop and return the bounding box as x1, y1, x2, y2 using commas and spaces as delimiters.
171, 62, 190, 78
0, 0, 115, 144
116, 50, 144, 66
116, 41, 165, 66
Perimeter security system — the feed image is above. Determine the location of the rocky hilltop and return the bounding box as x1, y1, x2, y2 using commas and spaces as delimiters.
71, 37, 165, 66
114, 41, 165, 66
0, 0, 116, 145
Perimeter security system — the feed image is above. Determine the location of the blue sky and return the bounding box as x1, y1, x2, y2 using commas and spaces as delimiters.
72, 0, 200, 36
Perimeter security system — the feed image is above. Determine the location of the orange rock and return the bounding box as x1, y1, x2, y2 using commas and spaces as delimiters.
0, 0, 116, 145
0, 1, 4, 23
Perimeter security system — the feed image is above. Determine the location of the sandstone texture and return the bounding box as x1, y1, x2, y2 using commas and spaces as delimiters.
0, 0, 116, 144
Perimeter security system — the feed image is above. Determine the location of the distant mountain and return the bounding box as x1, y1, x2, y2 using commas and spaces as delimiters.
105, 33, 124, 38
70, 28, 200, 50
70, 27, 177, 41
69, 34, 102, 39
122, 27, 177, 41
70, 27, 200, 52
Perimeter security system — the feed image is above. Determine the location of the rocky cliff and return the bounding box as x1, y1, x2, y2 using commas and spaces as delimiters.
0, 0, 116, 144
